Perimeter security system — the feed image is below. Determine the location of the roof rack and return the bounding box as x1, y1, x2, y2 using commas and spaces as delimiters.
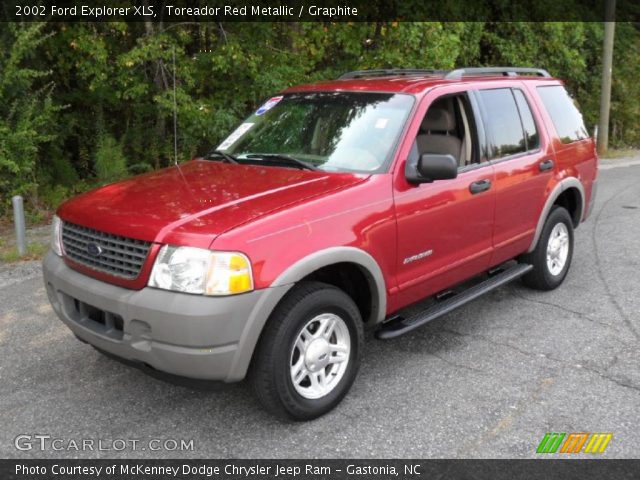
338, 69, 448, 80
444, 67, 551, 79
337, 67, 551, 81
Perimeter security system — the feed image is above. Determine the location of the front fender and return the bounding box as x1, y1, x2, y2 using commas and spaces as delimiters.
272, 246, 387, 324
226, 246, 387, 381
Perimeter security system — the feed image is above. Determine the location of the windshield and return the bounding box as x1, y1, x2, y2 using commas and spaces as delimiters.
215, 92, 414, 173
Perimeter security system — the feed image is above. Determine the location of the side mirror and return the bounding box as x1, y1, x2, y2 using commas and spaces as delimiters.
416, 154, 458, 182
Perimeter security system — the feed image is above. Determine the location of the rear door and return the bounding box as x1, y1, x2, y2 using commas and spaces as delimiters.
474, 85, 555, 265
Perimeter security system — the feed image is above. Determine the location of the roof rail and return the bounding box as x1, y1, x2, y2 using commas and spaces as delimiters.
337, 67, 552, 81
338, 69, 447, 80
444, 67, 551, 79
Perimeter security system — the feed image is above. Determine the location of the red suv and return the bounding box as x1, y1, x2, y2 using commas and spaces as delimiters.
44, 67, 598, 420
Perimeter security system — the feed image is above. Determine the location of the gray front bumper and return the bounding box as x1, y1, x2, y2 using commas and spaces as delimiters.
43, 252, 291, 381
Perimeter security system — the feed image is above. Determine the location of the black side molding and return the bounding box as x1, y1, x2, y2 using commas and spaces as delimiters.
376, 263, 533, 340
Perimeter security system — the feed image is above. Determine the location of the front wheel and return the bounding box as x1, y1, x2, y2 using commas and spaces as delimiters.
251, 281, 364, 421
520, 206, 574, 290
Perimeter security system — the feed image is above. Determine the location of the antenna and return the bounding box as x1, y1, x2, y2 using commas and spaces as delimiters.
172, 46, 178, 166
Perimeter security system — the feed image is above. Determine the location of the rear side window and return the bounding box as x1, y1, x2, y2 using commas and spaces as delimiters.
513, 89, 540, 151
478, 88, 527, 158
537, 85, 588, 144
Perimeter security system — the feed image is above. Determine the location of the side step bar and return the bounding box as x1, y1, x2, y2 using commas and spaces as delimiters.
376, 263, 533, 340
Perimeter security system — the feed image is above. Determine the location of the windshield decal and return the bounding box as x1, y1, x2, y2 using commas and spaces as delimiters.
255, 96, 283, 116
375, 118, 389, 129
217, 122, 255, 150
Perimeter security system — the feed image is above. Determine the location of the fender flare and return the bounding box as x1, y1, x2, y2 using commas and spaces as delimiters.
225, 246, 387, 381
272, 246, 387, 324
528, 177, 585, 253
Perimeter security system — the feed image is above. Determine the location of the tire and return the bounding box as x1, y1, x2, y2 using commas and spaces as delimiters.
251, 281, 364, 421
520, 206, 574, 290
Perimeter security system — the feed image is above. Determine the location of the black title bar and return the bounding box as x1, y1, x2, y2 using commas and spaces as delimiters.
2, 459, 640, 480
1, 0, 637, 22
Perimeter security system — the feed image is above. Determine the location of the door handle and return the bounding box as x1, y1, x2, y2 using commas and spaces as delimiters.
539, 159, 554, 172
469, 179, 492, 194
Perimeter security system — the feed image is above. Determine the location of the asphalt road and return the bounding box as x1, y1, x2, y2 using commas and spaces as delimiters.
1, 158, 639, 459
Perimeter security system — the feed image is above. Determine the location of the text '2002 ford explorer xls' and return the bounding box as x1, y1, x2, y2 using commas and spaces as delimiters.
44, 67, 598, 420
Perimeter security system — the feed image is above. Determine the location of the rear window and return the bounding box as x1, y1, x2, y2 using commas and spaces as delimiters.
537, 85, 588, 144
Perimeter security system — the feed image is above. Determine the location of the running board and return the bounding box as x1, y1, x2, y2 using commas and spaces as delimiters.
376, 263, 533, 340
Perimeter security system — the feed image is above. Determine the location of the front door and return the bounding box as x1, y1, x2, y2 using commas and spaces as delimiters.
392, 88, 496, 308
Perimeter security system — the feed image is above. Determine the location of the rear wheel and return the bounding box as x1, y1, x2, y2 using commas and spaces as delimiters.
251, 281, 363, 421
520, 206, 574, 290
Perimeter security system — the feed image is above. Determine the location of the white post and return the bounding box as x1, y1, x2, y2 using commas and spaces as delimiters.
12, 195, 26, 256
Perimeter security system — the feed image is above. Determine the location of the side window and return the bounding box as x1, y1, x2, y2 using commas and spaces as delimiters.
478, 88, 526, 159
513, 89, 540, 151
537, 85, 588, 144
414, 93, 480, 169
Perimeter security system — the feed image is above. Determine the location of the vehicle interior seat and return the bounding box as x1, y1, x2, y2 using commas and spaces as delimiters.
416, 107, 463, 166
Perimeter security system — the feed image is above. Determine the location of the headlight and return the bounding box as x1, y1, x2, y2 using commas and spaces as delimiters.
148, 245, 253, 296
51, 215, 64, 256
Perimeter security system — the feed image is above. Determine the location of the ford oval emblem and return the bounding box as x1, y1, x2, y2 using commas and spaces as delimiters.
87, 243, 103, 257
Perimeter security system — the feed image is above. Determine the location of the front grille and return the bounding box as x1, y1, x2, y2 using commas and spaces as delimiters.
62, 222, 151, 279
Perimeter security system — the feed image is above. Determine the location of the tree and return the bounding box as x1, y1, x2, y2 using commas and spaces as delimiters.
0, 23, 58, 214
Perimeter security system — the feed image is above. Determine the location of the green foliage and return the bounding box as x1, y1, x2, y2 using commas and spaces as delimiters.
0, 21, 638, 218
94, 135, 128, 182
0, 23, 59, 214
49, 156, 79, 186
610, 22, 640, 147
39, 184, 72, 211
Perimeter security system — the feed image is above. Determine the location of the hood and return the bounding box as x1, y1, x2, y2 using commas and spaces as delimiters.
58, 160, 367, 247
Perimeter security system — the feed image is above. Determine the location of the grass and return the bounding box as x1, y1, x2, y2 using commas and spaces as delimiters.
602, 148, 640, 159
0, 242, 48, 263
0, 213, 52, 264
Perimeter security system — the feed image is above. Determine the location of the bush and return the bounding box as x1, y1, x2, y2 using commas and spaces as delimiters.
39, 184, 71, 211
94, 134, 128, 183
128, 162, 153, 175
0, 23, 58, 215
49, 156, 79, 186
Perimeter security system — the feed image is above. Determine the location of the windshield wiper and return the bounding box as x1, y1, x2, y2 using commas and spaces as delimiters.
245, 153, 319, 171
205, 150, 239, 164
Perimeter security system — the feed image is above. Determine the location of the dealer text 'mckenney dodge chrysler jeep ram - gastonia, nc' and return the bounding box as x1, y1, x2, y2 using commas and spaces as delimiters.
44, 67, 598, 420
